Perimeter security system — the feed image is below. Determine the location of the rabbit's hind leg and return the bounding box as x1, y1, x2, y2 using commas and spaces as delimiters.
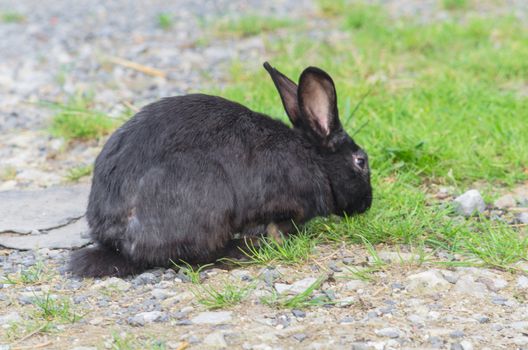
122, 159, 237, 268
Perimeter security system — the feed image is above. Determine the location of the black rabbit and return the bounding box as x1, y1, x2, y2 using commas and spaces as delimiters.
68, 62, 372, 277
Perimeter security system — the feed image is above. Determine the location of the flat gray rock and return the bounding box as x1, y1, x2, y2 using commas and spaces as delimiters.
0, 185, 91, 249
0, 185, 89, 233
0, 217, 90, 250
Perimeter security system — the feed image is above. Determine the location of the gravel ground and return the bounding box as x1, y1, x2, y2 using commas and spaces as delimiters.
1, 1, 528, 349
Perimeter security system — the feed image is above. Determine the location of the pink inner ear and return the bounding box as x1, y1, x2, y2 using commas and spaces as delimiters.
309, 86, 331, 136
302, 77, 334, 137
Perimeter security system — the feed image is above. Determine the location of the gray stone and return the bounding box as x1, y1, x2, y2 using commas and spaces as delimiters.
476, 276, 508, 292
127, 311, 168, 326
162, 269, 177, 280
460, 341, 473, 350
293, 333, 308, 342
513, 336, 528, 346
453, 190, 486, 217
375, 327, 400, 338
342, 257, 354, 265
275, 277, 318, 295
454, 275, 488, 296
450, 330, 465, 338
260, 268, 280, 286
344, 280, 367, 291
203, 331, 227, 347
494, 194, 517, 209
336, 296, 355, 307
340, 316, 354, 324
474, 314, 490, 323
429, 336, 444, 348
491, 323, 504, 331
406, 270, 451, 293
491, 296, 508, 305
0, 216, 90, 250
292, 309, 306, 318
440, 270, 459, 284
0, 185, 89, 234
517, 213, 528, 224
191, 311, 232, 324
0, 311, 21, 325
451, 344, 463, 350
351, 343, 370, 350
73, 295, 88, 304
132, 272, 159, 285
328, 261, 342, 272
510, 321, 528, 330
151, 288, 171, 300
517, 275, 528, 289
230, 269, 252, 281
92, 277, 131, 292
407, 314, 425, 326
391, 282, 405, 290
377, 251, 419, 263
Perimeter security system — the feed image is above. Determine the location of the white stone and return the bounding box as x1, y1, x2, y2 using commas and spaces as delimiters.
517, 276, 528, 289
453, 190, 486, 217
517, 213, 528, 224
0, 311, 21, 325
376, 251, 420, 263
406, 270, 451, 293
343, 280, 367, 291
203, 331, 227, 348
92, 277, 131, 291
191, 311, 232, 324
494, 194, 516, 209
375, 327, 400, 338
454, 275, 488, 296
407, 314, 425, 325
460, 340, 474, 350
139, 311, 166, 323
336, 296, 355, 307
274, 277, 318, 295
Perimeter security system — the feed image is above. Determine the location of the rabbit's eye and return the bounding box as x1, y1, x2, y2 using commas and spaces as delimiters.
353, 156, 366, 169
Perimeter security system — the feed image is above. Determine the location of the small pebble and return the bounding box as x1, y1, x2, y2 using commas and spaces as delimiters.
375, 327, 400, 338
293, 333, 308, 342
292, 309, 306, 318
450, 330, 465, 338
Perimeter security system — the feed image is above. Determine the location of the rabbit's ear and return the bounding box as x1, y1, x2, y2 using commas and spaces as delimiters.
298, 67, 341, 139
263, 62, 302, 127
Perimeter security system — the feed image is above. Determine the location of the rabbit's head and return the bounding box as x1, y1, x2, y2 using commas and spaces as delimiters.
264, 62, 372, 216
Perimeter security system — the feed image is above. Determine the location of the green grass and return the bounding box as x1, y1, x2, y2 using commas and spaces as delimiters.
194, 281, 254, 309
1, 261, 53, 285
1, 11, 25, 23
210, 4, 528, 270
31, 293, 83, 323
5, 320, 55, 342
157, 13, 172, 30
0, 165, 16, 181
214, 15, 297, 37
442, 0, 469, 11
171, 260, 214, 284
47, 92, 119, 141
65, 164, 93, 182
262, 276, 332, 309
317, 0, 349, 17
237, 229, 317, 266
5, 292, 83, 342
109, 332, 167, 350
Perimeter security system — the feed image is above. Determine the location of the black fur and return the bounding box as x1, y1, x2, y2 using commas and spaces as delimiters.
68, 62, 372, 277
